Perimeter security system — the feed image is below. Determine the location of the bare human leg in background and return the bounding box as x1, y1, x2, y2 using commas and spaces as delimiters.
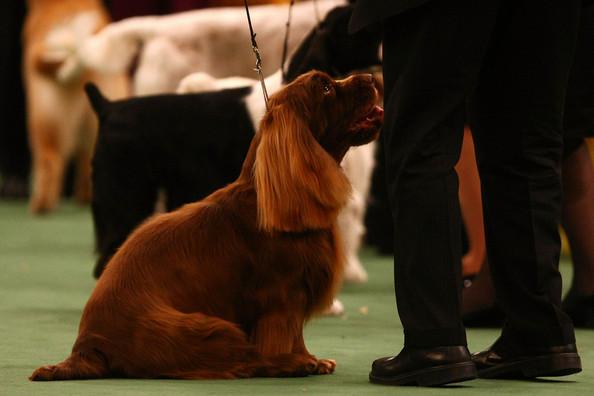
456, 127, 486, 278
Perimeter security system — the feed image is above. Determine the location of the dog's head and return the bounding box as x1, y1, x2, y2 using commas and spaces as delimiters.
267, 70, 383, 160
253, 71, 383, 232
284, 5, 382, 83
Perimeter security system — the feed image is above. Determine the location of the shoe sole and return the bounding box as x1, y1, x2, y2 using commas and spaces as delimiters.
369, 361, 477, 386
478, 353, 582, 379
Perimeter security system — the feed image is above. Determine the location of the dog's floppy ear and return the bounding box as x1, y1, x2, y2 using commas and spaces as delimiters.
253, 104, 351, 232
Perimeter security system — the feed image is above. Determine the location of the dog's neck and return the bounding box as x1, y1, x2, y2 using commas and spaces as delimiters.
244, 70, 284, 130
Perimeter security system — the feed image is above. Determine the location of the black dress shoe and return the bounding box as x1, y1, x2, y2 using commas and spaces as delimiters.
473, 339, 582, 378
369, 346, 477, 386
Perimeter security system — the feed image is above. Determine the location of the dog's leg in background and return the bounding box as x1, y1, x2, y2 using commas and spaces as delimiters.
339, 143, 376, 283
28, 77, 93, 214
28, 114, 66, 214
322, 145, 376, 315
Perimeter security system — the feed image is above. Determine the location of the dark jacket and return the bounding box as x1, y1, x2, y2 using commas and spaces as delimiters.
349, 0, 594, 33
348, 0, 431, 33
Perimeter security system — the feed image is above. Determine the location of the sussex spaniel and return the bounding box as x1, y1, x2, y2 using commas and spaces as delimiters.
30, 70, 383, 381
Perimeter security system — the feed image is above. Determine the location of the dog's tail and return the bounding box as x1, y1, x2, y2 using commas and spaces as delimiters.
85, 83, 110, 119
78, 16, 156, 75
34, 11, 104, 84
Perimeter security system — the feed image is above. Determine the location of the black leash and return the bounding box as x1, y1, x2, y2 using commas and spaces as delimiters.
243, 0, 270, 110
280, 0, 296, 82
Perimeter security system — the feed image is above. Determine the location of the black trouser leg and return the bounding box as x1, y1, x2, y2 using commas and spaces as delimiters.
469, 0, 581, 347
382, 0, 500, 347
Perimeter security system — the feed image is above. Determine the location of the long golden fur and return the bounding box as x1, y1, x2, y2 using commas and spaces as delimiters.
30, 70, 383, 380
23, 0, 128, 214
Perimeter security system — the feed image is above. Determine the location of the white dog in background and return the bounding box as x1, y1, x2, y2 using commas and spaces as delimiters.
80, 0, 345, 95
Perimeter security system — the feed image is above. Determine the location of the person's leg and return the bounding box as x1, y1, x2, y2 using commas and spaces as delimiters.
463, 5, 594, 329
462, 140, 594, 328
560, 5, 594, 328
456, 127, 486, 278
364, 144, 395, 255
369, 0, 500, 386
561, 140, 594, 327
381, 0, 501, 350
382, 0, 500, 350
469, 0, 581, 378
562, 140, 594, 290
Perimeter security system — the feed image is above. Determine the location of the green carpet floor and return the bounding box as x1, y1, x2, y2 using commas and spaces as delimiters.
1, 201, 592, 395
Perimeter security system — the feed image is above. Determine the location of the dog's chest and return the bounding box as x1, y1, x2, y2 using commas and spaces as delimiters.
257, 229, 341, 308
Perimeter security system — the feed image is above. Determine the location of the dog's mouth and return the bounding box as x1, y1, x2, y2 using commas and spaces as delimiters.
349, 105, 384, 133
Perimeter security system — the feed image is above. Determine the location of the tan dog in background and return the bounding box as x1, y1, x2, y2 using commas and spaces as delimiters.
23, 0, 128, 214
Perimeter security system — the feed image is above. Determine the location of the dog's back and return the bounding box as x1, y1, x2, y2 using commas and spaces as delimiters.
79, 0, 346, 94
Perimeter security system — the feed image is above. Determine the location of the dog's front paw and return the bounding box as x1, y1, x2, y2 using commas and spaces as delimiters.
313, 359, 336, 375
322, 299, 344, 316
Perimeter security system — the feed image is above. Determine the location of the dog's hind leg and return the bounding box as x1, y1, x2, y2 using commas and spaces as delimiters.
126, 310, 331, 379
29, 118, 66, 214
128, 309, 265, 379
27, 76, 85, 214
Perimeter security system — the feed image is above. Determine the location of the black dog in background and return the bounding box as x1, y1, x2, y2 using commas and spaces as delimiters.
87, 5, 382, 278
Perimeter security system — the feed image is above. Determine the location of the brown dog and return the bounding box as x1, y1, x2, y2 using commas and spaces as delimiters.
23, 0, 128, 214
30, 70, 383, 380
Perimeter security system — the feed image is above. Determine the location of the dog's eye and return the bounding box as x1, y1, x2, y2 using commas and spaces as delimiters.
323, 83, 332, 95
